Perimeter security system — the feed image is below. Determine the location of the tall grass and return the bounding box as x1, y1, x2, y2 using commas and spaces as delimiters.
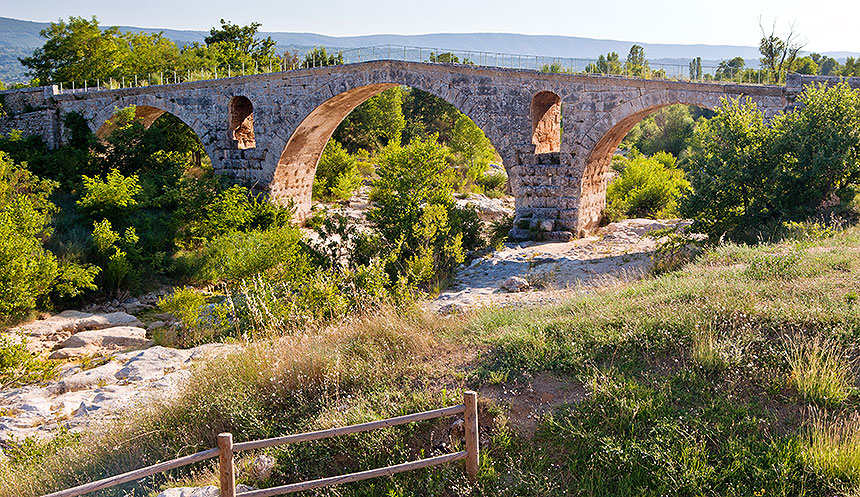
785, 335, 856, 405
803, 410, 860, 486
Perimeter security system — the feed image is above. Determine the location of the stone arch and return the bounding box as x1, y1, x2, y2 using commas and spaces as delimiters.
531, 91, 562, 154
89, 95, 214, 166
228, 96, 256, 149
270, 81, 505, 217
577, 92, 722, 233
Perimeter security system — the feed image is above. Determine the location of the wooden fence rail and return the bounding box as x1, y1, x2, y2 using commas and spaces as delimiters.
40, 391, 479, 497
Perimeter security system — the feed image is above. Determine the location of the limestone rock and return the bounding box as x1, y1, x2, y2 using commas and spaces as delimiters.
15, 311, 143, 338
156, 485, 255, 497
455, 193, 513, 223
500, 276, 530, 293
115, 347, 193, 382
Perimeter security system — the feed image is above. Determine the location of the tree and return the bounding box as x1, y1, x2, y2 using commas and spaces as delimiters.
793, 56, 818, 75
716, 57, 745, 81
313, 139, 362, 201
758, 18, 805, 81
606, 150, 690, 220
302, 47, 343, 68
333, 87, 405, 152
587, 52, 622, 75
682, 83, 860, 241
20, 16, 123, 84
622, 105, 703, 158
689, 57, 702, 80
202, 19, 277, 66
0, 152, 97, 317
402, 88, 461, 143
625, 45, 649, 77
449, 114, 497, 182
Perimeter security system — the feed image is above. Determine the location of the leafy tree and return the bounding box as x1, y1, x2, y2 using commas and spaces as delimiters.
77, 169, 142, 223
368, 136, 482, 287
586, 52, 622, 74
333, 87, 405, 152
625, 45, 649, 77
715, 57, 745, 81
450, 114, 496, 183
681, 97, 773, 239
402, 88, 460, 143
682, 83, 860, 241
793, 56, 818, 75
769, 82, 860, 214
198, 19, 278, 68
622, 105, 707, 158
689, 57, 702, 80
20, 16, 123, 84
302, 47, 343, 68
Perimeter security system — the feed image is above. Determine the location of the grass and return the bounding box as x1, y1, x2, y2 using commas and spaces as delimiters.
785, 336, 856, 405
803, 410, 860, 487
4, 228, 860, 496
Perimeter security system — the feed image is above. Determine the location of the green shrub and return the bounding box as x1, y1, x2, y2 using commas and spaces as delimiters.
606, 150, 690, 221
0, 152, 97, 318
200, 225, 313, 284
155, 287, 219, 347
91, 219, 139, 292
76, 169, 142, 222
312, 139, 362, 201
477, 170, 507, 194
368, 136, 483, 287
0, 334, 56, 388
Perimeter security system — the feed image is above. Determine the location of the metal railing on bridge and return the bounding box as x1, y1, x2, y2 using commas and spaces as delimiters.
53, 44, 788, 94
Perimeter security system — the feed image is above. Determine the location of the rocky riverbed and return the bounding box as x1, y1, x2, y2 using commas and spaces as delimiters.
0, 189, 680, 443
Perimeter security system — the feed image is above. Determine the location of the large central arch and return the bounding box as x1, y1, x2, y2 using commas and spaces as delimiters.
270, 81, 506, 217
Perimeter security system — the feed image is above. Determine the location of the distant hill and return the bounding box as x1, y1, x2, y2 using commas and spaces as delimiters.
2, 16, 859, 84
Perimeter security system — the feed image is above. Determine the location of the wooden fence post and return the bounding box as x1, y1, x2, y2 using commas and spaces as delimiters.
218, 433, 236, 497
463, 391, 479, 481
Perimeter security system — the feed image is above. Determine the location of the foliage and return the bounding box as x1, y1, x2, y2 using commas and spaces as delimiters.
19, 16, 180, 84
606, 151, 690, 220
333, 87, 405, 153
368, 137, 482, 287
302, 47, 343, 68
312, 140, 362, 201
0, 334, 56, 388
0, 152, 97, 317
683, 83, 860, 241
202, 19, 277, 67
91, 219, 139, 292
76, 169, 142, 222
621, 104, 709, 158
586, 52, 622, 74
450, 113, 497, 187
759, 19, 804, 80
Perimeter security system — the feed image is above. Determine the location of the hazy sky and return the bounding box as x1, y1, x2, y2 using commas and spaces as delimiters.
3, 0, 859, 53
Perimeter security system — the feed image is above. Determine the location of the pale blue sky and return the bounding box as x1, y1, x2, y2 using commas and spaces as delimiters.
3, 0, 859, 53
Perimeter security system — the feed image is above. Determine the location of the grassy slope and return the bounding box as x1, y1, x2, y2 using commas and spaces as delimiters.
2, 228, 860, 496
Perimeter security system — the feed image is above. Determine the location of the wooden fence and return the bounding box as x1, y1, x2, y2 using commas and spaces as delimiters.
41, 391, 479, 497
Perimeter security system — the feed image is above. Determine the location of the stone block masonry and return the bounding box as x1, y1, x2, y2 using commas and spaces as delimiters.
1, 61, 804, 238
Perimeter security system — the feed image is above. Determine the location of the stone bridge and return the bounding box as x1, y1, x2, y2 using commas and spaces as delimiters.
1, 62, 851, 238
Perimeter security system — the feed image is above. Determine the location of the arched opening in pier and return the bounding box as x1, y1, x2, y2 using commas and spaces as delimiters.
531, 91, 562, 154
228, 96, 256, 149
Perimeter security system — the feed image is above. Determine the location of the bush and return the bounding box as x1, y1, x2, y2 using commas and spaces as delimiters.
0, 334, 56, 388
683, 83, 860, 241
76, 169, 142, 222
606, 150, 690, 221
200, 225, 313, 283
312, 139, 362, 201
368, 136, 483, 287
0, 152, 97, 318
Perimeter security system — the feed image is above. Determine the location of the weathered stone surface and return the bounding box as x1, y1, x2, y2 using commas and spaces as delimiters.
115, 347, 193, 382
500, 276, 530, 293
156, 485, 255, 497
16, 311, 143, 338
49, 327, 151, 359
4, 65, 845, 238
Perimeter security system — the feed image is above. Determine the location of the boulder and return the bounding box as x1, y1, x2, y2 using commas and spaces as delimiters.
115, 347, 193, 382
49, 327, 151, 359
500, 276, 530, 293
